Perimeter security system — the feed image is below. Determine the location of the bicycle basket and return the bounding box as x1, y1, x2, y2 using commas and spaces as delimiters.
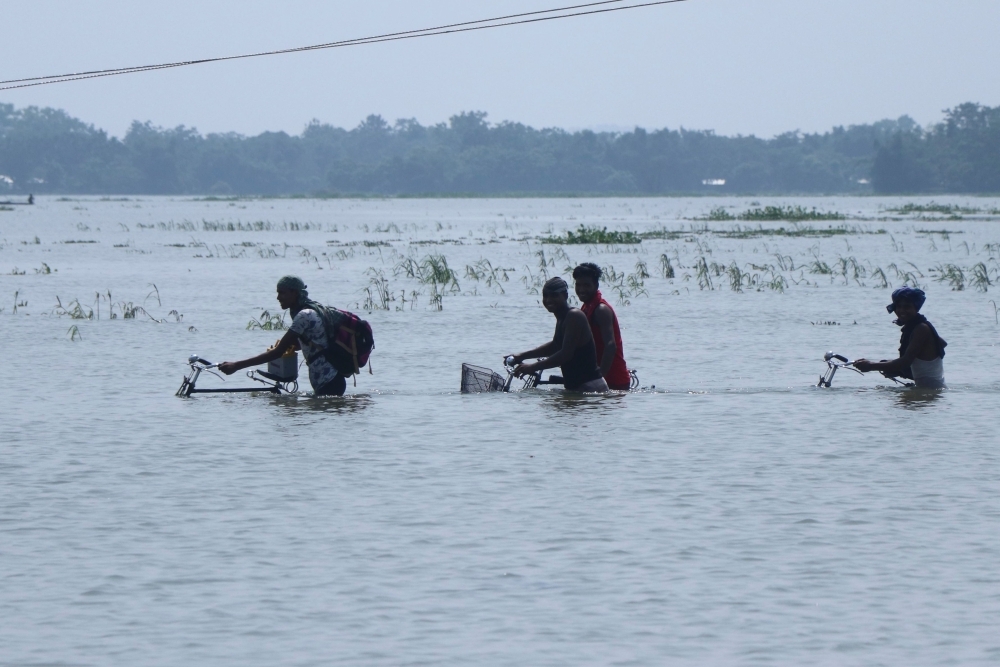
461, 363, 507, 393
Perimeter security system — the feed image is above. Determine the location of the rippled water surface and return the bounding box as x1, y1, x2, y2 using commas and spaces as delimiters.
2, 197, 1000, 665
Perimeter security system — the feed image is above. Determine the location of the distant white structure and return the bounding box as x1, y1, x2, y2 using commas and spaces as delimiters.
0, 175, 13, 186
856, 178, 870, 185
702, 179, 726, 186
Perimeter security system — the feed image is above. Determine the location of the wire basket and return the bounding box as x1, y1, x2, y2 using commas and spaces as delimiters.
461, 363, 507, 393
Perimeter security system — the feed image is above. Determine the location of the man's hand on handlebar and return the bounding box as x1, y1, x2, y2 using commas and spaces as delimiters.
852, 358, 873, 372
218, 362, 238, 375
513, 362, 538, 378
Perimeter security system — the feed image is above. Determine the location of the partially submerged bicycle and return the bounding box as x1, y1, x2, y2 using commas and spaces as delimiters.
460, 357, 640, 393
817, 351, 912, 388
176, 353, 300, 397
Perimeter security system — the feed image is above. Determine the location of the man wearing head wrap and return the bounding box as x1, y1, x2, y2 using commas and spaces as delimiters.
853, 286, 947, 388
505, 276, 609, 392
218, 276, 347, 396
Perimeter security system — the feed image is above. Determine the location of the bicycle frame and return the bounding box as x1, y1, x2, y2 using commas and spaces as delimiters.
818, 351, 911, 388
818, 351, 861, 387
176, 355, 298, 397
501, 357, 640, 391
502, 357, 563, 392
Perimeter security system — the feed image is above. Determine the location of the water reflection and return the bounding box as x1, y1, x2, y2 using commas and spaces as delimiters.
271, 392, 374, 417
892, 387, 946, 411
536, 388, 630, 414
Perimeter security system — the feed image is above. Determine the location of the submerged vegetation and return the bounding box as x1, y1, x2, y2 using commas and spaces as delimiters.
887, 202, 980, 216
702, 206, 847, 222
543, 225, 642, 245
246, 310, 287, 330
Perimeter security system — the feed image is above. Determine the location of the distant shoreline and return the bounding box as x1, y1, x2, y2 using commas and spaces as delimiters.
1, 101, 997, 196
20, 192, 1000, 201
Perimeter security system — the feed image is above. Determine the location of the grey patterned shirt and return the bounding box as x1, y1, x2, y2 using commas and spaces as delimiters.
289, 309, 339, 391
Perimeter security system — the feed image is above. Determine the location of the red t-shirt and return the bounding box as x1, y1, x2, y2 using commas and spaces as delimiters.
580, 291, 630, 389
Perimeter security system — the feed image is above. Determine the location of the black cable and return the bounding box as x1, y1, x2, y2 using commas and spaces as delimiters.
2, 0, 629, 86
0, 0, 691, 91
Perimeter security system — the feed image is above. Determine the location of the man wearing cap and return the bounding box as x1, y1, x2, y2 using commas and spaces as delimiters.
506, 277, 609, 393
853, 286, 948, 388
218, 276, 347, 396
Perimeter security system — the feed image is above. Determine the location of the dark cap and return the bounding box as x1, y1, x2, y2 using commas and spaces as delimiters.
887, 286, 926, 313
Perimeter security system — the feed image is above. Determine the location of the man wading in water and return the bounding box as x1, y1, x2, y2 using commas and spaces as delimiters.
853, 286, 948, 389
219, 276, 347, 396
573, 262, 631, 391
506, 277, 609, 393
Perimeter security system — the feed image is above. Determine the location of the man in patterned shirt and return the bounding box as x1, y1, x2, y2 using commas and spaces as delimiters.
219, 276, 346, 396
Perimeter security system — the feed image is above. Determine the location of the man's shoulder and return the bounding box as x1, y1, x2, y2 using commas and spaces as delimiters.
593, 301, 615, 319
290, 308, 322, 328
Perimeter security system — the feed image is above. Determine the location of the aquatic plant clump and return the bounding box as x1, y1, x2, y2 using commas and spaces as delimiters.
739, 206, 847, 222
715, 225, 883, 239
887, 202, 981, 216
247, 310, 287, 330
543, 225, 642, 245
698, 205, 847, 222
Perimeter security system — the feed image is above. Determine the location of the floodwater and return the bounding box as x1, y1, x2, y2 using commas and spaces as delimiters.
2, 196, 999, 666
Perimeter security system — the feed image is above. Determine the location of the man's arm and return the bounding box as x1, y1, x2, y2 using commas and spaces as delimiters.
219, 329, 300, 375
854, 324, 930, 375
517, 311, 588, 375
507, 335, 560, 366
593, 303, 617, 378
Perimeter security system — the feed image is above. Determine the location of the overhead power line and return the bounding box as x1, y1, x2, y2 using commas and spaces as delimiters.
0, 0, 691, 91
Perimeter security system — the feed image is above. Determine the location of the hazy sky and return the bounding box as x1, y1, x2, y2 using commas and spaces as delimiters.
2, 0, 999, 138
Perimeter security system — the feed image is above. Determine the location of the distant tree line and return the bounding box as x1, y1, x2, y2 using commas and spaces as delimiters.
0, 102, 996, 196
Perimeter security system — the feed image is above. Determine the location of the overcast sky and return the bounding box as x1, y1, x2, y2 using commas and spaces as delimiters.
2, 0, 998, 139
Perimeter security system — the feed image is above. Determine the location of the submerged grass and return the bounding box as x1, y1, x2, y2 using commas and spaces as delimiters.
543, 225, 642, 245
362, 268, 393, 311
888, 202, 982, 215
246, 310, 287, 330
702, 205, 847, 222
394, 254, 461, 292
643, 222, 882, 240
715, 224, 882, 239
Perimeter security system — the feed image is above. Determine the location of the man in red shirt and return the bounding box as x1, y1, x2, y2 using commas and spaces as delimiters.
573, 263, 631, 391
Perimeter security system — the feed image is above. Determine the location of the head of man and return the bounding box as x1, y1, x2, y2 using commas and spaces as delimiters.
542, 277, 570, 314
573, 263, 602, 304
886, 286, 925, 324
276, 275, 308, 311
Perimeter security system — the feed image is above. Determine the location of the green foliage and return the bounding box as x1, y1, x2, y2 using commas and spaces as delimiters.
659, 254, 675, 279
3, 100, 997, 195
970, 262, 993, 292
465, 259, 510, 294
714, 224, 879, 239
704, 207, 736, 221
735, 206, 847, 222
247, 310, 287, 330
872, 103, 1000, 194
362, 268, 393, 311
393, 254, 460, 308
0, 102, 959, 196
53, 296, 93, 319
888, 202, 981, 215
544, 225, 642, 245
930, 263, 966, 291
